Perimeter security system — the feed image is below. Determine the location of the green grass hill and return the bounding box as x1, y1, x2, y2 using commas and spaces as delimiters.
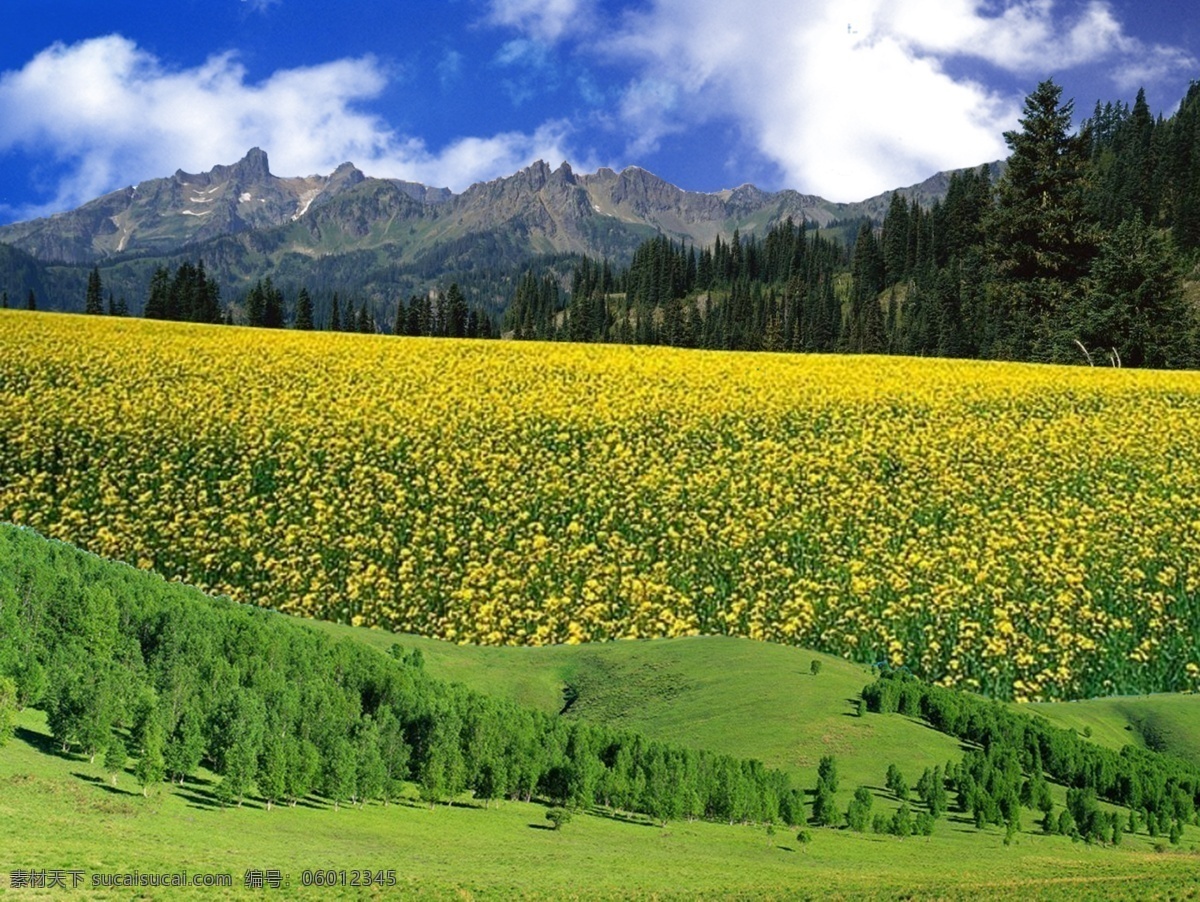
3, 525, 1200, 900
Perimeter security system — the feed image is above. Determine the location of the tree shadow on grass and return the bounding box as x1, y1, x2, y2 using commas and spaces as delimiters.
178, 789, 225, 811
288, 797, 330, 812
70, 771, 137, 796
842, 697, 866, 717
15, 725, 64, 757
173, 782, 273, 812
527, 823, 556, 831
590, 809, 660, 828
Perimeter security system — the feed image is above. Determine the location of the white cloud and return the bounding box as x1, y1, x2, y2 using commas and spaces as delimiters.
594, 0, 1195, 200
486, 0, 591, 42
0, 35, 576, 219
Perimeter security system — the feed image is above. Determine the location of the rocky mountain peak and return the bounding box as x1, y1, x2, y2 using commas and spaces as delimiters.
0, 150, 996, 288
327, 161, 366, 190
551, 161, 575, 183
236, 147, 272, 180
198, 147, 273, 186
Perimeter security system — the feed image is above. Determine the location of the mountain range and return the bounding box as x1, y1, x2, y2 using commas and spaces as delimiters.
0, 149, 1000, 313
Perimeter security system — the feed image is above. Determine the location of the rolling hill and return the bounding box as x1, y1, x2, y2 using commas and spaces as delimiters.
3, 525, 1199, 900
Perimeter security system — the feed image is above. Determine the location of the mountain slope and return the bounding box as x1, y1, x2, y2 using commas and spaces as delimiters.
0, 149, 382, 264
0, 151, 1000, 310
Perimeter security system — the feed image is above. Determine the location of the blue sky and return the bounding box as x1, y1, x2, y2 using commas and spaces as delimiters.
0, 0, 1196, 223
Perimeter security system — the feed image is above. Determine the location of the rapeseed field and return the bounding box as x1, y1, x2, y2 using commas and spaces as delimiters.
3, 310, 1199, 700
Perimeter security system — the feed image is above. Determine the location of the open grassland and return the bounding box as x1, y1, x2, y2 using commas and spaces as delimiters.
4, 311, 1200, 700
5, 707, 1200, 902
314, 621, 1200, 808
312, 623, 970, 794
1027, 693, 1200, 764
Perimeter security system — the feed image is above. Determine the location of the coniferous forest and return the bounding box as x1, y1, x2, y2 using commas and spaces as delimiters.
506, 80, 1200, 369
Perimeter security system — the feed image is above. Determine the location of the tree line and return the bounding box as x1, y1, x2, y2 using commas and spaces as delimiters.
507, 79, 1200, 369
505, 221, 846, 352
0, 525, 798, 825
71, 263, 498, 338
862, 668, 1200, 844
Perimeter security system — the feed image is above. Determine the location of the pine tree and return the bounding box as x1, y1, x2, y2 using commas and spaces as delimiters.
245, 281, 266, 327
27, 289, 37, 311
85, 267, 103, 315
294, 287, 314, 330
987, 79, 1096, 360
445, 283, 468, 338
405, 295, 422, 336
144, 267, 170, 320
262, 279, 283, 329
848, 221, 886, 353
1079, 215, 1190, 367
330, 293, 342, 332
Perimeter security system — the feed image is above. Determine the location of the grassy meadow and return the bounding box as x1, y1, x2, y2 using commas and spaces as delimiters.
4, 675, 1200, 901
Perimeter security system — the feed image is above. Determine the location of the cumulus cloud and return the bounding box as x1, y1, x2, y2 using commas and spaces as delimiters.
485, 0, 592, 42
594, 0, 1195, 199
0, 35, 576, 218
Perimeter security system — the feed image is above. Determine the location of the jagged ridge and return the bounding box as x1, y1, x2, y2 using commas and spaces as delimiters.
0, 150, 998, 267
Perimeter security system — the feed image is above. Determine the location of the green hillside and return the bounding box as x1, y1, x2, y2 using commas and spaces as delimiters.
7, 704, 1200, 902
309, 623, 967, 794
310, 620, 1200, 777
1028, 694, 1200, 764
4, 526, 1200, 900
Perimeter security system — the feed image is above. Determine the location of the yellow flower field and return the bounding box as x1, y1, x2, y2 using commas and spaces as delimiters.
3, 310, 1200, 700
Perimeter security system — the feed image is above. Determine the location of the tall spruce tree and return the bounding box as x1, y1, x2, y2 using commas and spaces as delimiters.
85, 267, 103, 315
445, 283, 468, 338
262, 279, 284, 329
144, 267, 170, 320
986, 79, 1096, 360
1078, 215, 1191, 367
294, 288, 314, 330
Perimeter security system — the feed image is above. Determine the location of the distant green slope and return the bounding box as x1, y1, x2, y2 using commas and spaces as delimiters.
1028, 694, 1200, 764
312, 620, 1200, 788
309, 623, 965, 794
